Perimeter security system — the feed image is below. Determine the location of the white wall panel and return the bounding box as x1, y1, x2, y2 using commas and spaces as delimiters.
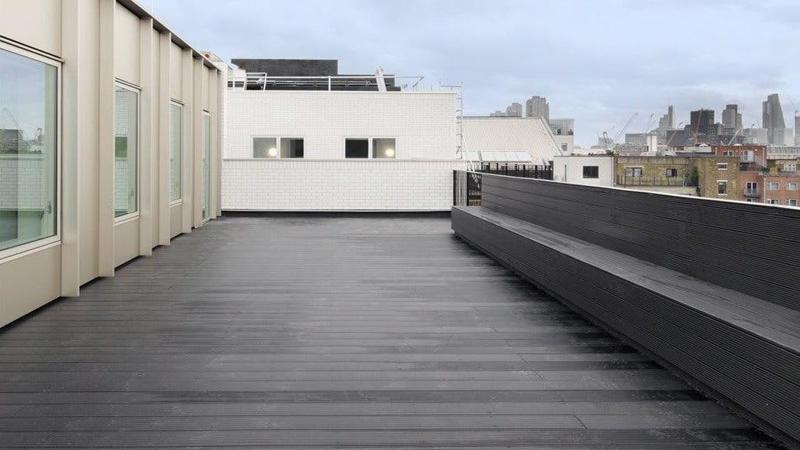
113, 2, 140, 85
0, 0, 61, 56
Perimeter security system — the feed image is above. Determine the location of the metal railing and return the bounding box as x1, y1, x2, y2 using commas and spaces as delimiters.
744, 189, 761, 198
616, 175, 697, 187
476, 162, 553, 180
227, 73, 425, 92
453, 171, 482, 207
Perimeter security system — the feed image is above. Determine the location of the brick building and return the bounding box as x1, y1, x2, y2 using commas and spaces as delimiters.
613, 155, 741, 199
763, 157, 800, 207
712, 144, 767, 170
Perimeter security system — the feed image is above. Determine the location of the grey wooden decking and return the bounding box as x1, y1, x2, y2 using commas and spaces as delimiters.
0, 215, 782, 448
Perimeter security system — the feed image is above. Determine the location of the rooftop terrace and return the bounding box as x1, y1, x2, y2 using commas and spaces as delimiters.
0, 215, 780, 448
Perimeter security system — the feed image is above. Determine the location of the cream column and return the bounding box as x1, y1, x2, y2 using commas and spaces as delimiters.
137, 17, 154, 256
209, 69, 220, 220
215, 66, 224, 218
180, 48, 194, 233
97, 0, 115, 277
192, 57, 203, 228
157, 32, 172, 245
59, 0, 83, 296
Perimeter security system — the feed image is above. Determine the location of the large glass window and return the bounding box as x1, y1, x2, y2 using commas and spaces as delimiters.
372, 138, 396, 159
169, 102, 182, 202
202, 112, 211, 221
0, 47, 58, 252
114, 85, 138, 218
345, 138, 369, 158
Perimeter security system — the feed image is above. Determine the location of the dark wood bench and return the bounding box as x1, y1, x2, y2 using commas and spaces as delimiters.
451, 173, 800, 447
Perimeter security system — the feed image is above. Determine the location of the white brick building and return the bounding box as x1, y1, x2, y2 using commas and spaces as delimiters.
222, 60, 465, 211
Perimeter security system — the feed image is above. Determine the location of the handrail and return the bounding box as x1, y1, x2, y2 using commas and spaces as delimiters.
227, 72, 426, 92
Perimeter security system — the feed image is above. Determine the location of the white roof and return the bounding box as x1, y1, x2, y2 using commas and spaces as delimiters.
463, 117, 562, 164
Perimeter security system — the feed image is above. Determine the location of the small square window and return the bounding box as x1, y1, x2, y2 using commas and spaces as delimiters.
280, 138, 304, 158
716, 163, 728, 170
664, 168, 678, 177
625, 167, 643, 177
717, 181, 728, 195
789, 199, 798, 207
768, 182, 780, 191
787, 182, 798, 191
582, 166, 599, 178
253, 137, 278, 158
345, 139, 369, 158
372, 138, 396, 159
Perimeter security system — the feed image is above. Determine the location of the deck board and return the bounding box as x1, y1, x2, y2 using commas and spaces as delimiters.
0, 215, 781, 448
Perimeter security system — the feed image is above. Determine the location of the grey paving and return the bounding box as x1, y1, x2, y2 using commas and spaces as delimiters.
0, 215, 782, 448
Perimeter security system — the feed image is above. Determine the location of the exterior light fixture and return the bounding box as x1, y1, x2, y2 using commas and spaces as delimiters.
385, 148, 395, 157
267, 147, 277, 157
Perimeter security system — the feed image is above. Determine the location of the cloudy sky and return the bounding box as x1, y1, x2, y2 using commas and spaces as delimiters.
150, 0, 800, 146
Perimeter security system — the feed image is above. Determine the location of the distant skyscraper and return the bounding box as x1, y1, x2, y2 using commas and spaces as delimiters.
506, 103, 523, 117
762, 93, 786, 145
722, 104, 742, 130
658, 105, 675, 130
525, 96, 549, 122
690, 109, 715, 136
795, 114, 800, 146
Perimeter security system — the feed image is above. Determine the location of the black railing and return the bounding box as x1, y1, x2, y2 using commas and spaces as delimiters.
616, 175, 697, 187
453, 171, 482, 206
476, 162, 553, 180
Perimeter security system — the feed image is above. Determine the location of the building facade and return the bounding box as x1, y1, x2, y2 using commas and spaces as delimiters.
614, 156, 697, 195
763, 157, 800, 207
222, 60, 463, 211
763, 93, 787, 145
0, 0, 223, 327
552, 155, 614, 186
692, 156, 742, 200
525, 96, 549, 122
712, 144, 768, 169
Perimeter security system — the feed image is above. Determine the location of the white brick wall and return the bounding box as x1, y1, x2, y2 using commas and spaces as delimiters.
222, 159, 465, 211
224, 90, 458, 160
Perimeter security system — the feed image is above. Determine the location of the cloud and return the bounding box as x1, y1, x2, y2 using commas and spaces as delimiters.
150, 0, 800, 146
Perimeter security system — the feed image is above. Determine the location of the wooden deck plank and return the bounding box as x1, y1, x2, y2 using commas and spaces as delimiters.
0, 215, 779, 448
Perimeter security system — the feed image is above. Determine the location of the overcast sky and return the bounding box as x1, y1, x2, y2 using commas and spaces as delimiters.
150, 0, 800, 146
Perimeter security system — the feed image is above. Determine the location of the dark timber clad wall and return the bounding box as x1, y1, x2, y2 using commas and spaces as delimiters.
451, 173, 800, 447
478, 174, 800, 311
452, 207, 800, 446
231, 59, 339, 76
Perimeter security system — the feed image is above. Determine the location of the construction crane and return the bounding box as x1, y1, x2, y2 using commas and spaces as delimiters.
604, 112, 639, 153
642, 113, 656, 133
727, 123, 757, 146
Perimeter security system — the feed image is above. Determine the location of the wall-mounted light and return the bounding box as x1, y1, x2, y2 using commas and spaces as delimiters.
267, 147, 277, 158
384, 148, 395, 157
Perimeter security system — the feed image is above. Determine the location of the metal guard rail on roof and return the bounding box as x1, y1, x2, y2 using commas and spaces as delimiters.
227, 73, 425, 91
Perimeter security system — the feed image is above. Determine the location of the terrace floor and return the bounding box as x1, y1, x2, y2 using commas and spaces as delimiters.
0, 215, 781, 448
